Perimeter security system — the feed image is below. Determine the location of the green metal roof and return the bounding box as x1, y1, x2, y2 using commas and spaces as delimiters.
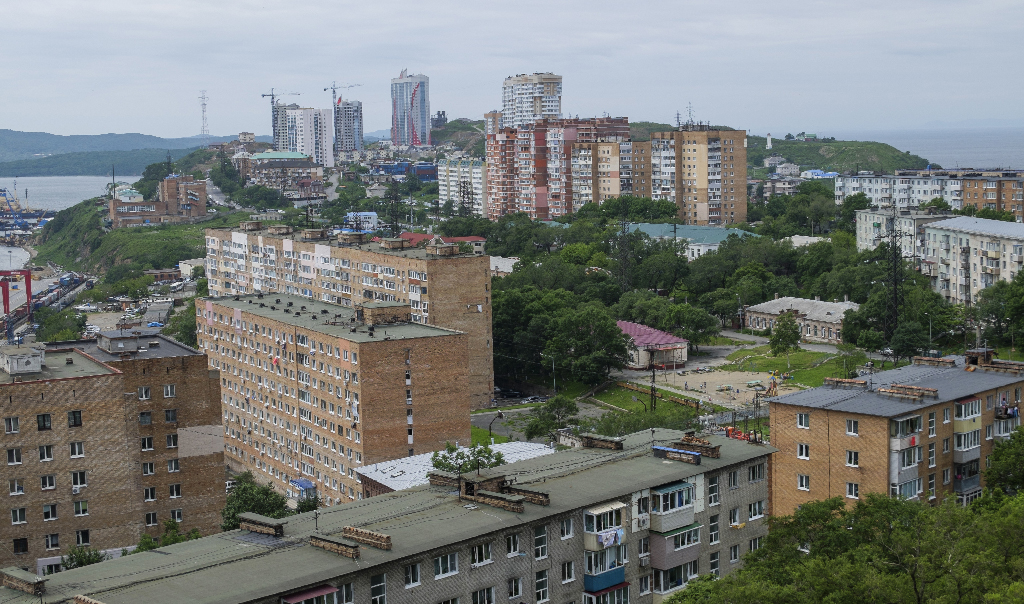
252, 151, 311, 160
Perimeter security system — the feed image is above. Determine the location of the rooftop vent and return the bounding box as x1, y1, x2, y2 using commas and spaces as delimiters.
267, 225, 293, 235
342, 526, 392, 550
238, 512, 288, 537
0, 568, 46, 596
309, 534, 360, 559
65, 357, 73, 365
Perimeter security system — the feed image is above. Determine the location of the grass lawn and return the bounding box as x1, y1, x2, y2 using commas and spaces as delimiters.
706, 336, 750, 346
470, 402, 543, 415
471, 426, 510, 446
594, 384, 708, 414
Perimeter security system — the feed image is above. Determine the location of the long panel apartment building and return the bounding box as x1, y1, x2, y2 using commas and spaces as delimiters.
0, 332, 224, 575
198, 294, 470, 507
770, 350, 1021, 515
203, 224, 493, 410
0, 429, 776, 604
650, 128, 748, 226
920, 216, 1024, 305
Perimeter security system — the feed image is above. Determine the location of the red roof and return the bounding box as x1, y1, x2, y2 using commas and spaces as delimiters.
617, 321, 688, 347
399, 232, 485, 245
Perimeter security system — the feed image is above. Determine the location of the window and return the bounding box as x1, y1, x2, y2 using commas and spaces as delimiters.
144, 487, 156, 501
71, 471, 86, 487
986, 424, 993, 440
639, 536, 650, 555
954, 430, 981, 451
6, 448, 20, 465
507, 577, 522, 598
797, 444, 809, 459
37, 413, 52, 431
928, 443, 936, 467
535, 570, 549, 602
167, 434, 178, 448
891, 416, 922, 437
928, 473, 936, 498
472, 587, 494, 604
748, 501, 765, 520
506, 533, 520, 555
748, 463, 765, 481
673, 525, 701, 548
846, 419, 859, 435
750, 537, 762, 552
168, 459, 180, 472
45, 533, 59, 550
76, 529, 91, 546
74, 500, 88, 516
41, 503, 58, 521
68, 410, 83, 428
39, 445, 53, 462
560, 517, 573, 538
847, 482, 860, 499
943, 468, 951, 484
730, 544, 740, 562
729, 507, 740, 525
798, 474, 810, 490
797, 412, 809, 428
13, 538, 27, 555
707, 475, 719, 505
471, 542, 491, 565
561, 560, 575, 583
728, 471, 738, 488
434, 553, 458, 577
138, 386, 151, 400
370, 573, 386, 604
944, 407, 950, 423
146, 512, 158, 526
143, 463, 155, 476
585, 508, 622, 531
4, 417, 18, 434
846, 450, 859, 467
534, 525, 548, 559
165, 409, 178, 423
11, 507, 26, 524
164, 384, 176, 398
40, 475, 55, 490
403, 563, 420, 587
954, 399, 981, 419
169, 484, 181, 498
141, 437, 154, 451
8, 479, 22, 495
928, 412, 936, 437
943, 438, 950, 453
170, 509, 182, 522
640, 573, 652, 594
139, 412, 152, 425
896, 478, 922, 499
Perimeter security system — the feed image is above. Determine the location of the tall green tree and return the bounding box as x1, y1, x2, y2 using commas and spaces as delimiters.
890, 320, 928, 364
60, 545, 110, 570
221, 471, 290, 531
769, 312, 801, 369
544, 303, 629, 385
518, 395, 581, 439
985, 427, 1024, 494
431, 442, 505, 474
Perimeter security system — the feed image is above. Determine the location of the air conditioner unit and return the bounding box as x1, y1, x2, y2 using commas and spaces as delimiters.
639, 556, 650, 567
72, 487, 80, 495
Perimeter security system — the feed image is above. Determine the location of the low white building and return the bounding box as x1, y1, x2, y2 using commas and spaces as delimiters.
744, 296, 859, 344
921, 216, 1024, 306
835, 172, 963, 208
855, 207, 953, 257
437, 159, 486, 216
617, 321, 688, 369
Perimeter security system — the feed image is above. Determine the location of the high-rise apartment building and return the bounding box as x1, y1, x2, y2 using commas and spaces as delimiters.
921, 216, 1024, 306
500, 73, 562, 129
203, 224, 493, 410
570, 141, 653, 210
484, 116, 630, 220
437, 159, 486, 217
391, 70, 431, 147
286, 108, 334, 168
272, 102, 299, 151
0, 333, 225, 574
334, 99, 363, 156
770, 351, 1021, 514
200, 294, 471, 506
650, 128, 748, 225
854, 207, 952, 257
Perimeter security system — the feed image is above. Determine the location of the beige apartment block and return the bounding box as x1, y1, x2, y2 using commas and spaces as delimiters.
650, 128, 748, 226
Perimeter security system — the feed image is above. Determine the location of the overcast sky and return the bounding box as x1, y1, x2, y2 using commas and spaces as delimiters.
4, 0, 1023, 138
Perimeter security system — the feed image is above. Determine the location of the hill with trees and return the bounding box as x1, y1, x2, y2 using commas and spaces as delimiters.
0, 129, 270, 163
747, 135, 935, 173
0, 147, 202, 177
431, 118, 486, 157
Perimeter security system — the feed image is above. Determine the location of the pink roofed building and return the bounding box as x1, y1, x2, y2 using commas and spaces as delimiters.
617, 320, 689, 370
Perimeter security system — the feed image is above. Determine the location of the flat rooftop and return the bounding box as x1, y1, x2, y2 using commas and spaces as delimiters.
770, 356, 1024, 417
48, 331, 203, 361
0, 347, 115, 385
0, 429, 774, 604
208, 293, 460, 343
206, 227, 480, 260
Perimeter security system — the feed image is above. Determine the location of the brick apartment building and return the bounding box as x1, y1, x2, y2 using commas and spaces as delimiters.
0, 332, 223, 575
650, 128, 748, 226
0, 429, 776, 604
203, 224, 493, 411
198, 294, 471, 506
960, 175, 1024, 219
769, 350, 1022, 515
248, 151, 324, 190
571, 140, 653, 210
108, 174, 207, 228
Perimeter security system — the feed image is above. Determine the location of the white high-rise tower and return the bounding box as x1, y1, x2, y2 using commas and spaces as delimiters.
500, 73, 562, 129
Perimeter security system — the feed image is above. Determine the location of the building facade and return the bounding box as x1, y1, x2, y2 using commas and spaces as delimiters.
743, 296, 858, 344
770, 351, 1022, 515
921, 216, 1024, 305
500, 72, 563, 129
286, 108, 334, 169
109, 175, 207, 228
437, 159, 486, 217
272, 102, 300, 152
960, 176, 1024, 220
650, 128, 748, 226
0, 429, 776, 604
391, 70, 431, 147
571, 140, 653, 210
0, 334, 224, 575
203, 224, 493, 410
334, 99, 363, 155
834, 172, 965, 208
762, 177, 804, 199
618, 321, 688, 370
248, 152, 324, 190
855, 207, 953, 257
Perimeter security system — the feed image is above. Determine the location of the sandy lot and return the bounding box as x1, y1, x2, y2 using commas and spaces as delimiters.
652, 367, 802, 410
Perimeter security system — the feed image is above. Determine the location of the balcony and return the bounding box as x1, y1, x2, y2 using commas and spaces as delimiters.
583, 566, 625, 593
982, 266, 1001, 276
995, 404, 1019, 420
649, 506, 694, 533
953, 474, 980, 493
953, 447, 980, 464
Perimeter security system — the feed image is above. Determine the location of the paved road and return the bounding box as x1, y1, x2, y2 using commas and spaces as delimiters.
471, 400, 608, 444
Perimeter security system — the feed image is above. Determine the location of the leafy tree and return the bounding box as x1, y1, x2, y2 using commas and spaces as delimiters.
431, 442, 505, 474
162, 298, 197, 347
985, 426, 1024, 494
221, 471, 290, 530
890, 320, 928, 363
589, 402, 697, 437
125, 519, 201, 555
519, 395, 581, 439
671, 304, 721, 352
60, 545, 110, 570
544, 303, 629, 385
836, 192, 871, 232
296, 494, 322, 514
769, 312, 801, 369
920, 197, 952, 211
858, 328, 885, 353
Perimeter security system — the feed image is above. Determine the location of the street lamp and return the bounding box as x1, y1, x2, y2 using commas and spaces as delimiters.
1007, 317, 1013, 362
488, 412, 505, 439
924, 312, 932, 348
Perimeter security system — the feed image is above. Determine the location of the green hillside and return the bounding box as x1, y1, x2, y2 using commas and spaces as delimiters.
628, 122, 674, 141
431, 119, 485, 157
34, 199, 249, 272
0, 129, 270, 163
747, 135, 936, 173
0, 148, 200, 177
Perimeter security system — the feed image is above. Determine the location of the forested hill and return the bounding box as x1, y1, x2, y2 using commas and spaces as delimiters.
747, 135, 935, 173
0, 129, 271, 163
0, 148, 198, 177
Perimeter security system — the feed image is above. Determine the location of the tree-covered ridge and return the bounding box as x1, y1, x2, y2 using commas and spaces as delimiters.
747, 135, 936, 173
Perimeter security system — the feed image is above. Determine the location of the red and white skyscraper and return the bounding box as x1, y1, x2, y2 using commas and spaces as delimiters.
391, 70, 431, 147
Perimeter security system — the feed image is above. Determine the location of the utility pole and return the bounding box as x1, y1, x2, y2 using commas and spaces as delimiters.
199, 90, 209, 148
884, 205, 908, 342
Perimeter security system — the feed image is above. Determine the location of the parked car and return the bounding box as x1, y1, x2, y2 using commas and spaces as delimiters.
147, 322, 164, 328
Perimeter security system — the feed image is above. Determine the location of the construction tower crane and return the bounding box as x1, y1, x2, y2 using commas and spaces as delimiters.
324, 82, 362, 106
261, 88, 301, 106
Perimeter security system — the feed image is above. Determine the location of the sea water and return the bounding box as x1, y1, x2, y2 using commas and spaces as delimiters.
0, 175, 140, 212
